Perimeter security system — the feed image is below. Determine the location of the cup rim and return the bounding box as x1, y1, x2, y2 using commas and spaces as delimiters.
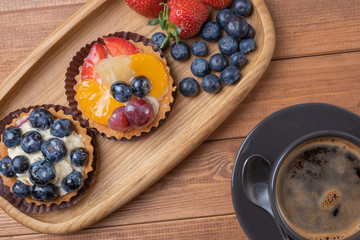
269, 130, 360, 240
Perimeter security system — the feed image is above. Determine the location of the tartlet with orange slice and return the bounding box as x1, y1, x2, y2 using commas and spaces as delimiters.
66, 32, 175, 140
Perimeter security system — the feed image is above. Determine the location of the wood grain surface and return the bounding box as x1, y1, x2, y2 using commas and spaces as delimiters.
0, 0, 274, 235
1, 0, 360, 239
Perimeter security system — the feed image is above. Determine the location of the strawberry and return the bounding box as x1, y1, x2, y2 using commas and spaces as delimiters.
82, 42, 107, 81
201, 0, 234, 9
168, 0, 209, 38
103, 37, 140, 56
82, 38, 140, 81
148, 0, 209, 45
125, 0, 166, 18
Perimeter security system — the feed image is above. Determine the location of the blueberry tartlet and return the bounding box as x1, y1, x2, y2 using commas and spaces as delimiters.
66, 32, 175, 140
0, 107, 94, 207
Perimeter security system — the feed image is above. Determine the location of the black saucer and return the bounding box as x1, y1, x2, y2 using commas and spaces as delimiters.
231, 103, 360, 240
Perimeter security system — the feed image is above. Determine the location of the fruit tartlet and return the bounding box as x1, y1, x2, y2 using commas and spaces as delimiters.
0, 105, 95, 212
66, 32, 175, 140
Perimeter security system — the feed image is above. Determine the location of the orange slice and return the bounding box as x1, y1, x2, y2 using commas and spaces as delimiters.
77, 80, 123, 125
130, 53, 168, 98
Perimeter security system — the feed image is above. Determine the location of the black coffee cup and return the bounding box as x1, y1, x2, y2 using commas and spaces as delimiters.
269, 130, 360, 240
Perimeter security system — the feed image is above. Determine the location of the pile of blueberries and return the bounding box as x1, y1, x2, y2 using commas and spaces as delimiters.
151, 0, 255, 97
0, 108, 89, 202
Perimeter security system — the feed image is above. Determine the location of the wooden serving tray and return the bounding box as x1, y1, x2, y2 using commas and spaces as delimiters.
0, 0, 275, 234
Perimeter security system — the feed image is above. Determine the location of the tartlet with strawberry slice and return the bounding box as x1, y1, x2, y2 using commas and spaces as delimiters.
66, 32, 175, 140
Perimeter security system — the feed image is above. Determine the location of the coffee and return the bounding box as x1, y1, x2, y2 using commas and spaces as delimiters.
275, 137, 360, 240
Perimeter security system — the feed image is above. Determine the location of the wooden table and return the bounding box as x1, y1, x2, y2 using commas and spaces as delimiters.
0, 0, 359, 239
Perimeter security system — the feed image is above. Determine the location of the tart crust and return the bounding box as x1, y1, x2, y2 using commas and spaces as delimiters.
73, 37, 175, 140
0, 108, 94, 206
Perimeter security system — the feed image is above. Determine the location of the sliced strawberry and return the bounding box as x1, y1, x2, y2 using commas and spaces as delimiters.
82, 42, 108, 81
15, 116, 29, 127
103, 37, 140, 57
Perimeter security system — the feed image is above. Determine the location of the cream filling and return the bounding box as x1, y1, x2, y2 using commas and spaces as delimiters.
8, 119, 85, 196
146, 96, 160, 117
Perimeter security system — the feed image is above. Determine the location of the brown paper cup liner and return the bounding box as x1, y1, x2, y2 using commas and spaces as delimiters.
0, 104, 97, 213
65, 31, 176, 141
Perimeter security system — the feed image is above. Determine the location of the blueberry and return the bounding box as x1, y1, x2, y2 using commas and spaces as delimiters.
201, 75, 221, 94
12, 181, 30, 199
209, 53, 228, 72
230, 52, 247, 68
50, 119, 74, 138
191, 41, 208, 57
219, 35, 239, 56
131, 76, 151, 98
191, 58, 210, 77
220, 66, 240, 85
171, 42, 190, 61
31, 184, 58, 202
20, 131, 43, 154
0, 156, 15, 177
179, 78, 200, 97
41, 138, 67, 163
244, 24, 255, 38
3, 126, 22, 148
151, 32, 167, 49
216, 9, 234, 29
61, 171, 84, 193
111, 81, 132, 102
28, 160, 56, 186
200, 21, 221, 42
12, 156, 30, 174
240, 38, 256, 53
29, 108, 54, 130
233, 0, 253, 17
224, 15, 248, 39
70, 147, 89, 167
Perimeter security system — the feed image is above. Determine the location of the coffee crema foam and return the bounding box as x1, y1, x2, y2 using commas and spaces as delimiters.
276, 137, 360, 240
